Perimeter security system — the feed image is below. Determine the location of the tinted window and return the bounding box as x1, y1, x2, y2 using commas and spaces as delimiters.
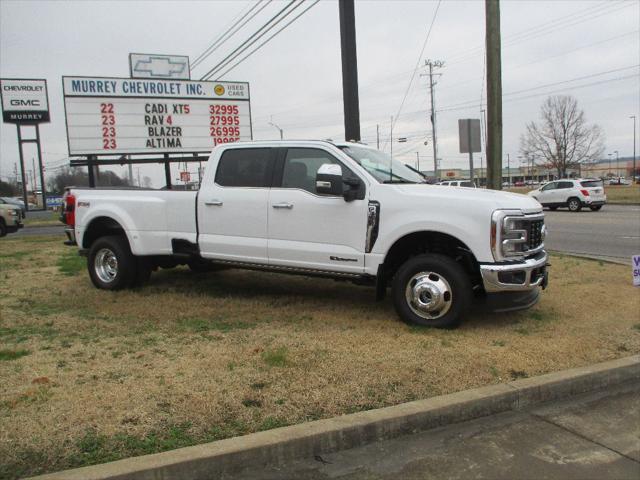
541, 182, 557, 191
215, 148, 273, 187
557, 181, 574, 189
281, 148, 339, 194
460, 181, 475, 188
580, 180, 602, 188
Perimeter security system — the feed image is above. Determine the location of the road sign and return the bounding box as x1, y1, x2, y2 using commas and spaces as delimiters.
62, 76, 252, 156
0, 78, 50, 124
633, 255, 640, 287
129, 53, 190, 80
458, 119, 481, 154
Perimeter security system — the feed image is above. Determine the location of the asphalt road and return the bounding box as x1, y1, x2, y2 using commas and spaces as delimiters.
544, 204, 640, 262
8, 204, 640, 261
239, 381, 640, 480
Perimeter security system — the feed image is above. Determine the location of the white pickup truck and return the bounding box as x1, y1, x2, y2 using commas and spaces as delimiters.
62, 140, 548, 328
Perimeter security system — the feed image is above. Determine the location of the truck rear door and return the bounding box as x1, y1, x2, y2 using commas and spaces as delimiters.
197, 147, 276, 264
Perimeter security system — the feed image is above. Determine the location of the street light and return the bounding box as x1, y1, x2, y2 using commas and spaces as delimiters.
268, 116, 283, 140
607, 153, 612, 176
614, 150, 619, 177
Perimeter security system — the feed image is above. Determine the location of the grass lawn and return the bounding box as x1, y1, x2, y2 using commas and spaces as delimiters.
1, 236, 639, 478
22, 211, 62, 227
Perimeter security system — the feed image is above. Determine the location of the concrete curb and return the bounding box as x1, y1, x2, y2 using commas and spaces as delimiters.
31, 355, 640, 480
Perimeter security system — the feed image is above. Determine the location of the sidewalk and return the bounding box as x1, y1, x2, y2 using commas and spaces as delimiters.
236, 381, 640, 480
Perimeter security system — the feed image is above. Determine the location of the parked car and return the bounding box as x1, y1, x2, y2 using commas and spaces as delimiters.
607, 177, 630, 186
61, 141, 548, 329
528, 178, 606, 212
513, 181, 526, 187
0, 197, 26, 219
437, 180, 476, 188
0, 202, 23, 236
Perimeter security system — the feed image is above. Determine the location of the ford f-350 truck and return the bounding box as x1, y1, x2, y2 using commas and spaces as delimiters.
62, 141, 548, 328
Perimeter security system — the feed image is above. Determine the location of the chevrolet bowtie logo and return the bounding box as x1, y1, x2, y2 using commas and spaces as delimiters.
133, 56, 188, 78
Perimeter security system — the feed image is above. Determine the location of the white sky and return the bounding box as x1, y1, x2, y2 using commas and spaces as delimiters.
1, 0, 639, 187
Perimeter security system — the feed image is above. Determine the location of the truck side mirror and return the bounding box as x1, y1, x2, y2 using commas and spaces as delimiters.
316, 164, 343, 196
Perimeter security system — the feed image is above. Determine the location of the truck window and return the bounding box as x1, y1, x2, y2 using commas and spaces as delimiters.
281, 148, 340, 194
215, 148, 274, 188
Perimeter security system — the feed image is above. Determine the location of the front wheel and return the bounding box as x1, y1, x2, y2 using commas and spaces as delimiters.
392, 254, 472, 329
567, 197, 582, 212
589, 205, 603, 211
88, 235, 136, 290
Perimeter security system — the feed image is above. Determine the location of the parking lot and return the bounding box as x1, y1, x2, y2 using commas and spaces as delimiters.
1, 235, 639, 478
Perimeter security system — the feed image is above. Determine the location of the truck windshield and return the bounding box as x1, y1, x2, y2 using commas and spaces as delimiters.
339, 146, 426, 184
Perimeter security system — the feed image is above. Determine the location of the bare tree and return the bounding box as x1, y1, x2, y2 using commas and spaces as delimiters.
520, 95, 604, 178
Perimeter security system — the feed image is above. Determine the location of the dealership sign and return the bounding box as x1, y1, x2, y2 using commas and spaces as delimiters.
0, 78, 50, 124
62, 76, 251, 155
129, 53, 190, 80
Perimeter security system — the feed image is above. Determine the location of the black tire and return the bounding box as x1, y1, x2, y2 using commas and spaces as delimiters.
589, 205, 602, 211
87, 235, 137, 290
567, 197, 582, 212
0, 220, 6, 237
392, 254, 472, 329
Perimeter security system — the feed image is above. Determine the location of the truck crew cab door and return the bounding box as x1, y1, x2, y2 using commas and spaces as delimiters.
197, 147, 275, 264
268, 147, 368, 274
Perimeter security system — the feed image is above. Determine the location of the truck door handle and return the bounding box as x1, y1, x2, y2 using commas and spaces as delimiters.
272, 202, 293, 209
204, 199, 223, 206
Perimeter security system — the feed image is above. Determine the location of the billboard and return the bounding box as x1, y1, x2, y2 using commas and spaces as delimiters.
62, 76, 251, 156
0, 78, 50, 124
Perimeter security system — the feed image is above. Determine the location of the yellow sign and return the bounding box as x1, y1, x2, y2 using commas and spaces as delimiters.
214, 84, 225, 96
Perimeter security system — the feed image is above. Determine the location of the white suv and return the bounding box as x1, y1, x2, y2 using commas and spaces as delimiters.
528, 178, 606, 212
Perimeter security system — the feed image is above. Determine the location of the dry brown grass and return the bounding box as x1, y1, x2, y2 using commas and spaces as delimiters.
1, 236, 639, 478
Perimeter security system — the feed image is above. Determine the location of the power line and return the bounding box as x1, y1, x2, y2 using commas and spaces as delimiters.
385, 0, 442, 150
213, 0, 320, 80
191, 1, 273, 71
200, 0, 300, 80
437, 65, 639, 112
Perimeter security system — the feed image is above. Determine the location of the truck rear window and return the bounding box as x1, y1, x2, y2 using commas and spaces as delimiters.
215, 148, 273, 188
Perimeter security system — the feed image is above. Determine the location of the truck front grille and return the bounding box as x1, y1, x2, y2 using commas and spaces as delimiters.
526, 219, 544, 250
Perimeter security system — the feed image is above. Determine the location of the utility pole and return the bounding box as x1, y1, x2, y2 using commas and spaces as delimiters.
416, 152, 420, 170
425, 59, 444, 179
631, 116, 637, 181
614, 150, 619, 176
485, 0, 503, 190
376, 124, 380, 149
338, 0, 361, 141
507, 153, 510, 186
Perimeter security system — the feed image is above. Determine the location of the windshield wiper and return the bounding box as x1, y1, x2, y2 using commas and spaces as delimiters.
382, 179, 417, 184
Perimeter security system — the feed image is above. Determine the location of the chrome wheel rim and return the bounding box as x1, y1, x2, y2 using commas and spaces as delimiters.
405, 271, 453, 320
569, 200, 579, 211
94, 248, 118, 283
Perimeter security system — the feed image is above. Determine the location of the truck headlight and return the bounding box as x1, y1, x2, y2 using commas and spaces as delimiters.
491, 210, 528, 261
10, 209, 19, 217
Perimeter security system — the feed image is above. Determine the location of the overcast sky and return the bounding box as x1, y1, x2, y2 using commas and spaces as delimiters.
1, 0, 638, 187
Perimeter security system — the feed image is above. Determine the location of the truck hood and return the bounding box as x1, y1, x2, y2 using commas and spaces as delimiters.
384, 184, 542, 213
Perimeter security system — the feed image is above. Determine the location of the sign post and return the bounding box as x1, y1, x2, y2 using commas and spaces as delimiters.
458, 119, 481, 183
0, 78, 51, 211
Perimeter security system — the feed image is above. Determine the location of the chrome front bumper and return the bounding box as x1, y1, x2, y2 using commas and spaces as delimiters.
480, 251, 548, 293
